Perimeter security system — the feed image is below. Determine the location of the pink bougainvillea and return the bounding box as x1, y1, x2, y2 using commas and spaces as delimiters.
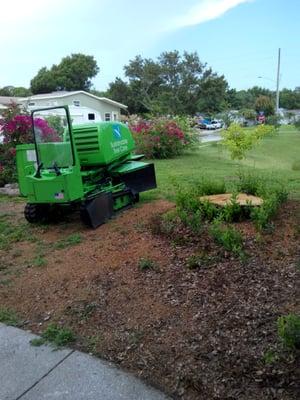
0, 103, 61, 186
1, 115, 60, 145
33, 118, 61, 142
129, 117, 191, 159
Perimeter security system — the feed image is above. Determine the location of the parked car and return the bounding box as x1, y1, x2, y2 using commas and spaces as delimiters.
210, 120, 223, 129
198, 118, 215, 130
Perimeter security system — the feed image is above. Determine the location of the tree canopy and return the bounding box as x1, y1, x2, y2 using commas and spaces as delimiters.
1, 49, 299, 115
0, 86, 32, 97
104, 51, 228, 115
30, 54, 99, 94
255, 95, 275, 116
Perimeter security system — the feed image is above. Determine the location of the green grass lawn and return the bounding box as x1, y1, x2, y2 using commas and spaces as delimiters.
142, 126, 300, 201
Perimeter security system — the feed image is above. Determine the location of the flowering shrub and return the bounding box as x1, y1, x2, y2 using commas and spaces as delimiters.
221, 123, 276, 160
129, 116, 196, 159
0, 103, 59, 186
33, 118, 61, 142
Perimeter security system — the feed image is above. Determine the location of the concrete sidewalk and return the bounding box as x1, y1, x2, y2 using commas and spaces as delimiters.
0, 323, 169, 400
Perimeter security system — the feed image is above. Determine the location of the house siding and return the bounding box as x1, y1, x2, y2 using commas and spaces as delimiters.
24, 93, 122, 121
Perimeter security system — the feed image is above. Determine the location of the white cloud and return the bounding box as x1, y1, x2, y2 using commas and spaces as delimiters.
167, 0, 252, 30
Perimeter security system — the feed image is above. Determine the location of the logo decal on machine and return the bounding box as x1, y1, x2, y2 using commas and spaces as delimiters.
113, 124, 122, 140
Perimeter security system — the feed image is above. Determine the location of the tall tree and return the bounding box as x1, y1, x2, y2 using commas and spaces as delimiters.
0, 86, 31, 97
197, 74, 228, 114
255, 95, 275, 116
106, 50, 228, 115
105, 78, 144, 114
279, 89, 300, 109
30, 67, 57, 94
30, 54, 99, 94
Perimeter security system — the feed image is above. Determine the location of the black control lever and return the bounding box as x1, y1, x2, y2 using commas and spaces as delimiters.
34, 162, 43, 178
53, 162, 61, 176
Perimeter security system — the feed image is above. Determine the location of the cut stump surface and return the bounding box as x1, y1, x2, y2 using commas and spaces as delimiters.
199, 193, 263, 207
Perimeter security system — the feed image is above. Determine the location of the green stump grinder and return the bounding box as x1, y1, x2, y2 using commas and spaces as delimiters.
16, 106, 157, 228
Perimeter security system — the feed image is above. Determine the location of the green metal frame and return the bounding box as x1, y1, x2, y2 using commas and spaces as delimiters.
16, 106, 157, 216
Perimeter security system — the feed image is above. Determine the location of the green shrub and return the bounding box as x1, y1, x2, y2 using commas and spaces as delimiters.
221, 194, 242, 222
0, 144, 17, 186
277, 314, 300, 350
174, 174, 287, 234
54, 233, 82, 249
222, 124, 275, 160
235, 173, 288, 230
130, 116, 197, 159
239, 108, 257, 120
31, 323, 75, 347
186, 253, 214, 270
266, 114, 281, 127
292, 160, 300, 171
210, 220, 244, 257
221, 124, 256, 160
294, 119, 300, 131
235, 173, 264, 196
0, 307, 19, 326
262, 349, 279, 365
159, 209, 178, 235
251, 187, 288, 230
138, 258, 158, 271
175, 178, 225, 226
195, 179, 226, 196
176, 208, 203, 234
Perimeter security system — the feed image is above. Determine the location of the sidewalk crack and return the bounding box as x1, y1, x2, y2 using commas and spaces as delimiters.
15, 349, 75, 400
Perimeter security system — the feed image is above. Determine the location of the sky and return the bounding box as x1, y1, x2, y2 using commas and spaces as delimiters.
0, 0, 299, 92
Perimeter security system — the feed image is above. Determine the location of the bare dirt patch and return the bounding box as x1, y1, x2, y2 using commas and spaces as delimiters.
0, 198, 299, 399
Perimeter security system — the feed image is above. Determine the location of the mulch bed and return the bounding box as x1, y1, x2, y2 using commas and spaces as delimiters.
0, 199, 299, 399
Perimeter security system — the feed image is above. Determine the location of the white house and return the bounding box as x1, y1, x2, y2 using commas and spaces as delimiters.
19, 91, 127, 124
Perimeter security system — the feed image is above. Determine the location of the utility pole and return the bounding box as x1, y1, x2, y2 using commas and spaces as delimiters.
276, 48, 281, 114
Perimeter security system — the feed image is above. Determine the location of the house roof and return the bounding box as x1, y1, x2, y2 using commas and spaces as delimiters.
25, 91, 128, 109
0, 96, 25, 106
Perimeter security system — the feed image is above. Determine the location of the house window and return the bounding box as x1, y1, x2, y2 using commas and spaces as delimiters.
28, 102, 35, 106
88, 113, 95, 120
73, 100, 81, 107
105, 113, 111, 121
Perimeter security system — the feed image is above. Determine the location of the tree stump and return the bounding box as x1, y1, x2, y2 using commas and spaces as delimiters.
199, 193, 263, 207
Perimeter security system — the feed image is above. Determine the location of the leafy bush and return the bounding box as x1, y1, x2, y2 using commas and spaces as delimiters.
0, 307, 19, 326
176, 208, 203, 234
266, 114, 281, 127
250, 184, 288, 230
234, 172, 287, 230
130, 116, 196, 159
277, 314, 300, 350
251, 195, 279, 230
222, 124, 275, 160
294, 119, 300, 131
186, 253, 215, 270
159, 209, 179, 235
0, 103, 59, 186
210, 220, 244, 257
138, 257, 158, 271
235, 172, 264, 196
291, 160, 300, 171
239, 108, 257, 120
262, 349, 279, 365
31, 323, 75, 347
175, 184, 219, 232
0, 145, 17, 186
221, 123, 253, 160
